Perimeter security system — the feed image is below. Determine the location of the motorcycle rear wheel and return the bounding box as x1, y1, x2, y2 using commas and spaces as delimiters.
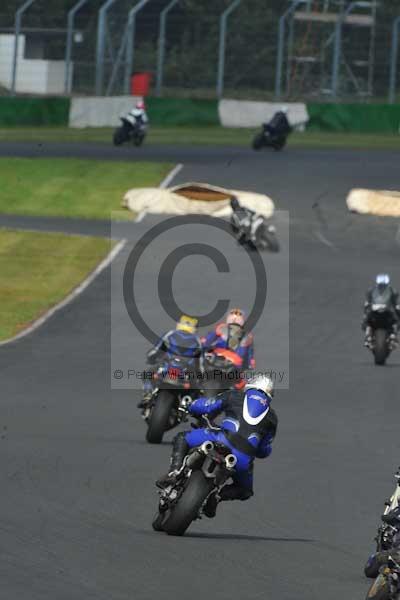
152, 509, 168, 532
133, 133, 145, 147
373, 329, 389, 366
146, 390, 175, 444
163, 470, 214, 536
366, 574, 391, 599
273, 138, 286, 151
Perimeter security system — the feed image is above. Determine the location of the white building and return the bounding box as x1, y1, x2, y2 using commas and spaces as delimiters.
0, 34, 70, 94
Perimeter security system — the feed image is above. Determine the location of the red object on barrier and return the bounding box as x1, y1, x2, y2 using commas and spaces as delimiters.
131, 72, 152, 96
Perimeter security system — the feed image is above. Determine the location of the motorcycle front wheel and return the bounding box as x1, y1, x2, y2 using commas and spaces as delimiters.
113, 126, 128, 146
163, 470, 214, 536
252, 132, 265, 151
146, 390, 175, 444
373, 329, 389, 366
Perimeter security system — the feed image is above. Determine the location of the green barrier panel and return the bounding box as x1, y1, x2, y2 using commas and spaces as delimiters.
146, 97, 219, 126
307, 103, 400, 134
0, 97, 70, 126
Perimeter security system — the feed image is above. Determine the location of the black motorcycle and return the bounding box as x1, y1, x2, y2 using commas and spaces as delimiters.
113, 115, 146, 147
152, 424, 237, 536
365, 469, 400, 579
143, 359, 198, 444
366, 554, 400, 600
231, 213, 280, 253
365, 300, 397, 365
252, 124, 291, 152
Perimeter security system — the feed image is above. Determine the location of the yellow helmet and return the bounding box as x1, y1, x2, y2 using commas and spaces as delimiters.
176, 315, 198, 334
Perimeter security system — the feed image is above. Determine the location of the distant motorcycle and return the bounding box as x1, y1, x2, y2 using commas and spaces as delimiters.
252, 124, 291, 152
152, 418, 237, 536
365, 300, 398, 365
142, 358, 199, 444
113, 112, 147, 147
365, 469, 400, 579
231, 212, 280, 253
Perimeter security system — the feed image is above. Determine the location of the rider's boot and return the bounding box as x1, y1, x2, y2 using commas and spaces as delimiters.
390, 324, 399, 346
203, 493, 219, 518
364, 326, 373, 348
137, 381, 153, 409
156, 433, 188, 488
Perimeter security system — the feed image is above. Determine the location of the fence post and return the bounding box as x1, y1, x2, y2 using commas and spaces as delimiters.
95, 0, 120, 96
275, 14, 286, 100
11, 0, 38, 96
156, 0, 179, 97
331, 1, 371, 97
124, 0, 152, 95
65, 0, 90, 95
389, 16, 400, 104
216, 0, 242, 99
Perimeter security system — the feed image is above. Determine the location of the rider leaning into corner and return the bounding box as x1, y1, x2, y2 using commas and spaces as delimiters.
157, 374, 278, 518
139, 315, 202, 408
362, 274, 400, 346
230, 196, 273, 249
202, 307, 255, 371
128, 100, 149, 127
265, 106, 291, 137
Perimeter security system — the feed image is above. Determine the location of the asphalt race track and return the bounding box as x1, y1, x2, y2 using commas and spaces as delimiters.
1, 141, 400, 600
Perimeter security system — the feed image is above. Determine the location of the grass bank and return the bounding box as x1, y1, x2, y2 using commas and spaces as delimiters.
0, 229, 112, 341
0, 158, 171, 220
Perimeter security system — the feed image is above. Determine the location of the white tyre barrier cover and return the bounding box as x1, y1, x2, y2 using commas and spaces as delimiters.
347, 188, 400, 217
123, 182, 274, 218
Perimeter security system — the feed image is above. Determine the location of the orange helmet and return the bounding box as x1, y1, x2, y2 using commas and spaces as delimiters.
226, 308, 245, 328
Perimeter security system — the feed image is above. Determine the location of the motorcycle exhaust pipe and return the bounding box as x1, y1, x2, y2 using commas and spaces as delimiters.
225, 454, 237, 469
201, 441, 214, 455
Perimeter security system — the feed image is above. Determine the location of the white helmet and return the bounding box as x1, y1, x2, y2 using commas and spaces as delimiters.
281, 105, 289, 115
376, 273, 390, 286
245, 374, 274, 397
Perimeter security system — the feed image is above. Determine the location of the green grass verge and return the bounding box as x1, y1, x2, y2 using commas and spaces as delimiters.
0, 229, 112, 341
0, 126, 399, 149
0, 158, 171, 220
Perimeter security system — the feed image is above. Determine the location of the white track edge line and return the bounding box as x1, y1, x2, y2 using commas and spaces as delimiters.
159, 163, 183, 189
133, 163, 184, 223
0, 238, 127, 348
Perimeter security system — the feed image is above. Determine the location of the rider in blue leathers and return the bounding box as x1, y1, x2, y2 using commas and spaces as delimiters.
157, 375, 278, 517
139, 315, 202, 408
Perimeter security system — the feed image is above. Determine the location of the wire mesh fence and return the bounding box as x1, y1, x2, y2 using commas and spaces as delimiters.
0, 0, 399, 102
